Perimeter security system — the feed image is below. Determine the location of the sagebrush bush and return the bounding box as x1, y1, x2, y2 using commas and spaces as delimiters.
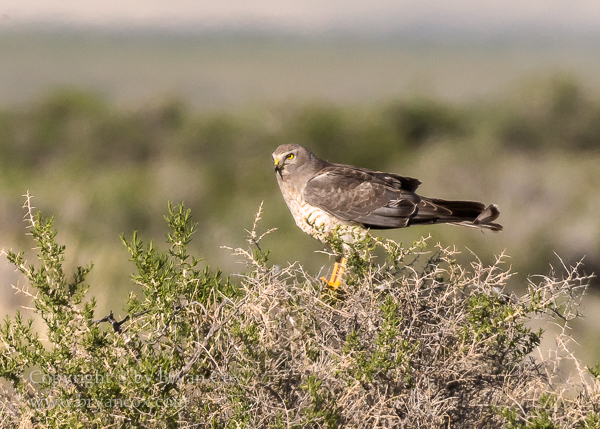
1, 195, 598, 428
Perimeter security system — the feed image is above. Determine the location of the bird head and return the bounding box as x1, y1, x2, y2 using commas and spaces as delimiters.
272, 144, 311, 179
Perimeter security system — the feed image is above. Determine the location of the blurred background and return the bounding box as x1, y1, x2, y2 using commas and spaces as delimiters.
1, 2, 599, 363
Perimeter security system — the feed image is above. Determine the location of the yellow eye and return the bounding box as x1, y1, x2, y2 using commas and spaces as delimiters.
287, 153, 294, 160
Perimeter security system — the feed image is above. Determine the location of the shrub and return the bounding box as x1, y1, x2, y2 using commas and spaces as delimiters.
0, 195, 598, 428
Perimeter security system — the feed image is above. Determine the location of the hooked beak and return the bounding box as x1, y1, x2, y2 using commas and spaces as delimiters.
274, 157, 283, 177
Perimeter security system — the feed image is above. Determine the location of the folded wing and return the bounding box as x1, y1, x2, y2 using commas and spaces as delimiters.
304, 165, 502, 231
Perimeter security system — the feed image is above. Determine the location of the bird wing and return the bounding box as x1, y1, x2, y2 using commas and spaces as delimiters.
330, 164, 422, 192
304, 166, 430, 229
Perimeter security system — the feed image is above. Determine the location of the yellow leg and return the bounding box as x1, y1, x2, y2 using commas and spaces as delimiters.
321, 257, 347, 290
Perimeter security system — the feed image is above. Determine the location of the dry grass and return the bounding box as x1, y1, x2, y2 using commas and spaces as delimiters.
201, 219, 598, 428
0, 206, 598, 428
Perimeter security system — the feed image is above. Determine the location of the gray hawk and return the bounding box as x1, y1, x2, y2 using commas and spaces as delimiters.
272, 144, 502, 289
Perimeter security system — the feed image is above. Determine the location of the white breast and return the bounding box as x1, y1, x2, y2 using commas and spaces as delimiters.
277, 181, 341, 241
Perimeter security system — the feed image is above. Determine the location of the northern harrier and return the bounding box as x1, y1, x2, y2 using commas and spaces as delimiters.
272, 144, 502, 288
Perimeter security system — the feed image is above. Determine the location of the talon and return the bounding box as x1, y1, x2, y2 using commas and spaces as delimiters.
322, 257, 347, 290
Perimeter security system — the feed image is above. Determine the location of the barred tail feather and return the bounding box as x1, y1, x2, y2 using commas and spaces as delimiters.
414, 199, 503, 232
445, 202, 503, 231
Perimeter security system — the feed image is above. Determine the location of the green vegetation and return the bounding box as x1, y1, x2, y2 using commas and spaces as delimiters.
0, 76, 598, 354
0, 77, 599, 293
2, 26, 600, 425
0, 198, 598, 427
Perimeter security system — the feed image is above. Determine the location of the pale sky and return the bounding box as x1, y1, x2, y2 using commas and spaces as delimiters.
2, 0, 600, 33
